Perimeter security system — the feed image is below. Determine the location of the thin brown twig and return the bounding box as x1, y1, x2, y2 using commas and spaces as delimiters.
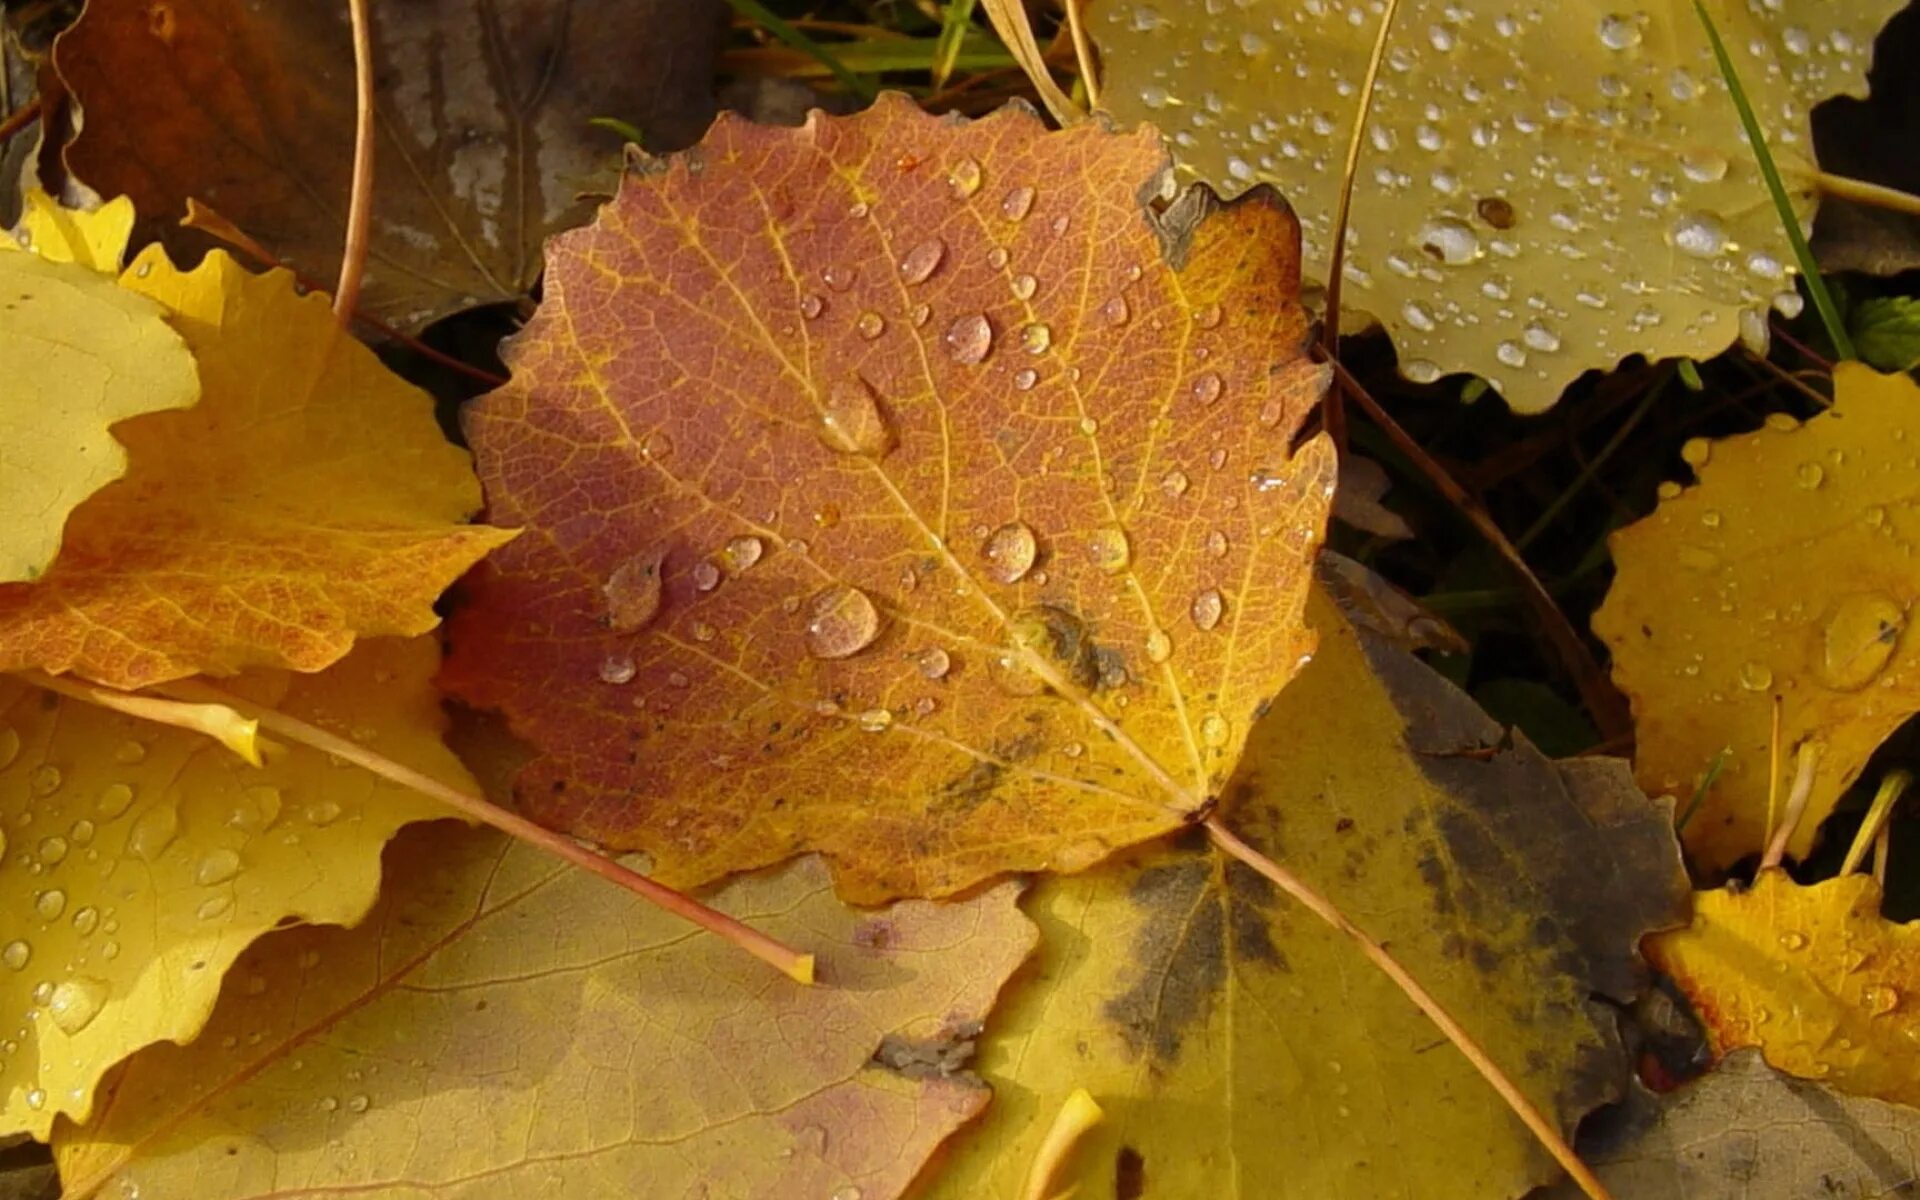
182, 200, 509, 388
1063, 0, 1100, 108
1203, 817, 1614, 1200
0, 95, 42, 147
334, 0, 377, 326
1768, 318, 1835, 373
1329, 359, 1634, 742
154, 678, 815, 984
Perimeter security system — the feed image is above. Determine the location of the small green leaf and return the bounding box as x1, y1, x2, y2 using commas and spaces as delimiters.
1849, 296, 1920, 373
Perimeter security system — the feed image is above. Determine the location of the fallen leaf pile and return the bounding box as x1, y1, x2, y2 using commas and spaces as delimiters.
6, 0, 1920, 1196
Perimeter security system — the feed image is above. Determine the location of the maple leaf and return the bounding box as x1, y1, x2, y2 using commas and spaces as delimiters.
54, 826, 1035, 1200
53, 0, 728, 328
0, 247, 515, 688
916, 585, 1689, 1200
1088, 0, 1900, 411
1646, 870, 1920, 1107
0, 636, 463, 1139
0, 249, 196, 582
1594, 364, 1920, 872
442, 96, 1338, 903
1539, 1050, 1920, 1199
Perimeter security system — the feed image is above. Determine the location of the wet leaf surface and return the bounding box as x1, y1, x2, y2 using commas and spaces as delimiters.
442, 96, 1337, 903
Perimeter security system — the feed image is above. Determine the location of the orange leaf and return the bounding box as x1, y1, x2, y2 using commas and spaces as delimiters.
0, 250, 514, 687
442, 97, 1336, 902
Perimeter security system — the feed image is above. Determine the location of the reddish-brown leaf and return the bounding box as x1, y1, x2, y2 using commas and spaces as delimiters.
442, 97, 1335, 902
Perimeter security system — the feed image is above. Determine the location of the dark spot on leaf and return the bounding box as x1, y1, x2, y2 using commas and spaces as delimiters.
871, 1018, 985, 1081
1115, 1146, 1146, 1199
1476, 196, 1516, 228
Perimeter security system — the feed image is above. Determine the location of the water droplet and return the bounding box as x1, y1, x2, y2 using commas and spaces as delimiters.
1161, 469, 1190, 498
2, 941, 29, 971
899, 237, 946, 285
1205, 530, 1229, 559
1086, 527, 1131, 574
854, 311, 886, 341
303, 800, 343, 827
1416, 218, 1480, 265
819, 377, 896, 456
71, 906, 98, 936
34, 889, 65, 921
1190, 372, 1224, 405
1680, 438, 1713, 468
0, 727, 18, 771
24, 1088, 44, 1111
1145, 628, 1172, 663
1013, 368, 1039, 390
37, 836, 67, 865
1669, 212, 1727, 258
985, 245, 1010, 271
129, 804, 180, 863
1191, 588, 1224, 631
197, 895, 233, 921
691, 560, 722, 593
1193, 303, 1223, 330
804, 586, 882, 659
1778, 930, 1808, 951
821, 264, 858, 293
1737, 661, 1773, 692
319, 1096, 339, 1112
1001, 186, 1036, 220
909, 303, 931, 327
799, 293, 825, 319
915, 648, 951, 680
69, 819, 95, 847
948, 158, 983, 198
603, 549, 666, 633
1678, 147, 1730, 183
1795, 461, 1825, 490
1597, 12, 1642, 49
944, 313, 994, 365
1863, 984, 1901, 1016
48, 977, 108, 1035
31, 765, 63, 797
112, 739, 147, 766
1817, 593, 1904, 691
831, 1187, 863, 1200
598, 654, 637, 685
196, 848, 242, 886
855, 708, 894, 733
983, 521, 1039, 584
1099, 295, 1131, 326
1200, 714, 1230, 747
1011, 274, 1037, 300
1020, 322, 1052, 354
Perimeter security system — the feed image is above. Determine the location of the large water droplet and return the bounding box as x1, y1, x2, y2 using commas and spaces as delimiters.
196, 848, 242, 886
898, 238, 946, 285
1020, 323, 1052, 354
1816, 594, 1904, 691
34, 889, 65, 921
2, 940, 29, 971
603, 549, 666, 633
982, 521, 1039, 584
1669, 212, 1727, 258
804, 586, 882, 659
1191, 588, 1224, 631
31, 765, 63, 797
819, 377, 896, 457
855, 311, 886, 340
38, 835, 68, 865
1416, 218, 1480, 265
1010, 274, 1038, 301
97, 784, 136, 820
1086, 527, 1131, 574
1680, 438, 1713, 469
998, 605, 1098, 694
948, 158, 984, 198
598, 654, 637, 685
1190, 372, 1224, 405
49, 977, 109, 1035
1678, 148, 1730, 183
1001, 186, 1036, 220
944, 314, 994, 365
915, 647, 952, 680
1597, 12, 1642, 50
129, 803, 181, 863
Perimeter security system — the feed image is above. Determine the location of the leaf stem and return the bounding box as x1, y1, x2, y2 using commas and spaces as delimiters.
1760, 742, 1820, 871
147, 678, 817, 984
1320, 0, 1401, 357
1020, 1087, 1105, 1200
334, 0, 376, 326
1815, 171, 1920, 219
1203, 816, 1615, 1200
0, 95, 42, 147
19, 672, 262, 765
1329, 359, 1634, 743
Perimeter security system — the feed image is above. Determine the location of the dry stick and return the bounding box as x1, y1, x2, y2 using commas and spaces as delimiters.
334, 0, 377, 325
1329, 359, 1634, 743
182, 200, 509, 388
1063, 0, 1100, 108
0, 95, 42, 146
152, 678, 816, 984
1839, 770, 1911, 878
978, 0, 1082, 124
1764, 694, 1783, 854
1760, 742, 1821, 872
1815, 171, 1920, 218
1204, 817, 1614, 1200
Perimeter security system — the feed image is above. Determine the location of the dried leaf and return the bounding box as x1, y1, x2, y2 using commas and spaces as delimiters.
1090, 0, 1898, 410
913, 586, 1689, 1199
0, 248, 514, 687
1646, 871, 1920, 1107
54, 0, 728, 328
1541, 1049, 1920, 1199
55, 829, 1036, 1200
1595, 364, 1920, 871
0, 637, 462, 1138
0, 250, 196, 582
442, 97, 1337, 903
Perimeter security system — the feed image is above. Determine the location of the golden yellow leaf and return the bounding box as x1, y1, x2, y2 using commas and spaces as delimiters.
0, 250, 198, 583
3, 190, 137, 272
56, 828, 1037, 1200
1595, 364, 1920, 871
0, 249, 515, 687
1646, 870, 1920, 1107
1090, 0, 1899, 411
914, 587, 1688, 1200
0, 636, 463, 1138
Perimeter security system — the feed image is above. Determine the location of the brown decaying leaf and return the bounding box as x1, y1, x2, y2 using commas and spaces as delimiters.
442, 95, 1337, 904
54, 0, 728, 328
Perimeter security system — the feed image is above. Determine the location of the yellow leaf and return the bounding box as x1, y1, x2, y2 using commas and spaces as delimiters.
3, 190, 137, 272
0, 249, 515, 687
915, 587, 1689, 1199
0, 250, 198, 583
56, 830, 1037, 1200
1089, 0, 1900, 411
1595, 364, 1920, 871
1646, 871, 1920, 1106
0, 636, 464, 1138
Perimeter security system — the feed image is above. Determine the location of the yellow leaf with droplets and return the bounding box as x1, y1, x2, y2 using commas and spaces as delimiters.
1595, 365, 1920, 871
1090, 0, 1899, 411
0, 250, 198, 583
1646, 871, 1920, 1107
2, 190, 136, 272
0, 637, 463, 1139
915, 587, 1689, 1200
55, 830, 1036, 1200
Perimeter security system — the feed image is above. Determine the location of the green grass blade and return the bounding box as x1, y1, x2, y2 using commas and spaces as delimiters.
1693, 0, 1854, 361
726, 0, 876, 103
932, 0, 981, 88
